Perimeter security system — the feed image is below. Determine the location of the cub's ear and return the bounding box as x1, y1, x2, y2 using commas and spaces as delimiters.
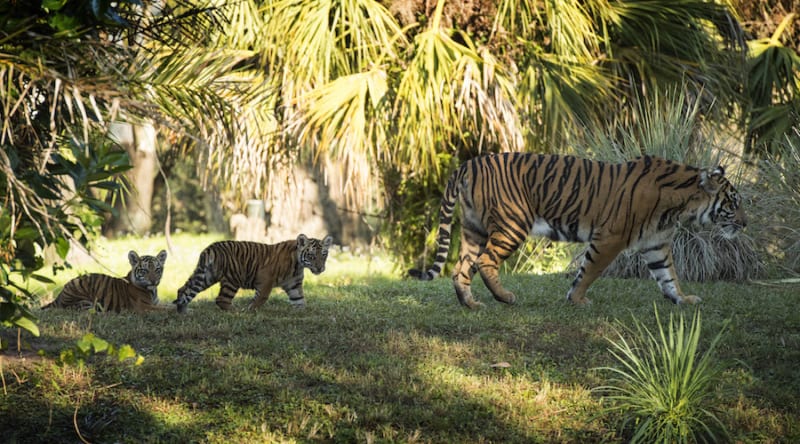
700, 166, 725, 193
128, 250, 140, 266
157, 250, 168, 263
297, 234, 308, 248
322, 235, 333, 248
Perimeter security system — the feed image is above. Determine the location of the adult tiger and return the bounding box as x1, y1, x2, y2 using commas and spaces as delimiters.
173, 234, 333, 313
42, 250, 169, 313
409, 153, 746, 308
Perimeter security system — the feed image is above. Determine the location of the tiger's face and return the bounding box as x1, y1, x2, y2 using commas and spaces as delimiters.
128, 250, 168, 290
698, 167, 746, 238
297, 234, 333, 275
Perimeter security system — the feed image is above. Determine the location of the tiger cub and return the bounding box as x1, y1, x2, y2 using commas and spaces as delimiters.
410, 153, 746, 307
173, 234, 333, 313
42, 250, 169, 313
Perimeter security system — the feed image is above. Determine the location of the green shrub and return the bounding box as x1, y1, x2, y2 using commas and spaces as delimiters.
596, 307, 730, 443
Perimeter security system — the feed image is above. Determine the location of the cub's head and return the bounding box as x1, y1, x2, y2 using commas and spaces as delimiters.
297, 234, 333, 275
128, 250, 168, 291
697, 166, 746, 238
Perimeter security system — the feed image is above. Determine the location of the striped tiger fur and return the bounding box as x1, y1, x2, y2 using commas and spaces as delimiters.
173, 234, 333, 313
409, 153, 746, 308
42, 250, 168, 313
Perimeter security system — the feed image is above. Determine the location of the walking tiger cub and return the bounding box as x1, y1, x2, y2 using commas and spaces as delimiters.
409, 153, 746, 308
173, 234, 333, 313
42, 250, 169, 313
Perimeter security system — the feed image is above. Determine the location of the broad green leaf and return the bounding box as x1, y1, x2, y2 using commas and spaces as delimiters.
41, 0, 68, 12
116, 344, 138, 362
55, 237, 70, 259
12, 316, 40, 337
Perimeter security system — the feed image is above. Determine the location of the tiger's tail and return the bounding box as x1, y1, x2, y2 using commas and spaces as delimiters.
408, 164, 464, 281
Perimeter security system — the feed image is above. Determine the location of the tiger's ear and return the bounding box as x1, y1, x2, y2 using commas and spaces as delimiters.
322, 235, 333, 248
157, 250, 167, 264
699, 166, 725, 193
128, 250, 140, 266
297, 234, 308, 248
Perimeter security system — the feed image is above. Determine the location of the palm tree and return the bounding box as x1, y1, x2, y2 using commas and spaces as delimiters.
0, 0, 242, 329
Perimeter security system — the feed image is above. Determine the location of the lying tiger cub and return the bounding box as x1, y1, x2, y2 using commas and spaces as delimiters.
43, 250, 169, 313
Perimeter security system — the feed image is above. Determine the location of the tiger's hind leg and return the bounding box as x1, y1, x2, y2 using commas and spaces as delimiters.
175, 262, 218, 313
641, 243, 700, 304
452, 227, 485, 309
567, 239, 626, 305
476, 229, 525, 306
214, 279, 240, 311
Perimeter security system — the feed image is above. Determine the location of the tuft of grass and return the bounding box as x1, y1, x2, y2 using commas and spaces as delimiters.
598, 226, 763, 282
747, 131, 800, 277
595, 306, 730, 444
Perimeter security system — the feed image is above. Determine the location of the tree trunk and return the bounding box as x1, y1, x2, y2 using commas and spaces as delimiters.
107, 121, 158, 236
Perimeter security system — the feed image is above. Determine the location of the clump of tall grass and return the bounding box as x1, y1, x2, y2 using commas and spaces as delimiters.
745, 131, 800, 277
595, 306, 730, 443
569, 88, 762, 282
601, 226, 762, 282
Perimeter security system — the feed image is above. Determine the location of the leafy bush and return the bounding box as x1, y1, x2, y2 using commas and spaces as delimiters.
1, 140, 130, 335
596, 307, 730, 443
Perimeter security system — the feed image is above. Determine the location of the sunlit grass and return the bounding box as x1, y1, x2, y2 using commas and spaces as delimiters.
1, 234, 799, 443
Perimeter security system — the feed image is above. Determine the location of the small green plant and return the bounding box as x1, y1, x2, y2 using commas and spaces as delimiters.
58, 332, 144, 369
596, 306, 730, 444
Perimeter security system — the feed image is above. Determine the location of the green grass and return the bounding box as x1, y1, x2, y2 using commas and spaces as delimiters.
1, 234, 799, 443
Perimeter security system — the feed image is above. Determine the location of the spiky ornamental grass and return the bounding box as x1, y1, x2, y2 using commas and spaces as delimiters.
601, 225, 763, 282
595, 306, 730, 444
566, 88, 763, 282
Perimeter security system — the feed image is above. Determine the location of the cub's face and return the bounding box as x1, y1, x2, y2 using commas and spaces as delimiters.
297, 234, 333, 275
128, 250, 168, 289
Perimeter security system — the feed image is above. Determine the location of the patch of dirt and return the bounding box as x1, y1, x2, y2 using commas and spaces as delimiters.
0, 329, 64, 367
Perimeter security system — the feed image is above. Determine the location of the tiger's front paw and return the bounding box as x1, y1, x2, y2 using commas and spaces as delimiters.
493, 291, 517, 305
569, 296, 592, 306
173, 300, 189, 314
465, 300, 484, 309
680, 295, 702, 305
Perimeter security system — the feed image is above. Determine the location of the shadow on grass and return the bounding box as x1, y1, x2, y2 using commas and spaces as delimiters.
5, 272, 799, 442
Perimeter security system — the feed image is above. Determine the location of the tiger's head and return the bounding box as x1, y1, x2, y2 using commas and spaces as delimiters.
696, 166, 746, 238
297, 234, 333, 275
128, 250, 168, 293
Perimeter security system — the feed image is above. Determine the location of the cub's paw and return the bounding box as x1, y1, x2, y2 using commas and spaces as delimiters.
173, 299, 188, 314
494, 291, 517, 305
680, 295, 702, 305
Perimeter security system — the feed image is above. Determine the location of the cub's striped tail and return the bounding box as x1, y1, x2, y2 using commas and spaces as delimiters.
408, 164, 465, 281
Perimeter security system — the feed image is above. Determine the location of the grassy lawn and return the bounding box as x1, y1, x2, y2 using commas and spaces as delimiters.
1, 234, 798, 443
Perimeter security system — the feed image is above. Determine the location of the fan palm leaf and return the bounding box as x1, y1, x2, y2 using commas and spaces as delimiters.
394, 0, 521, 175
745, 13, 800, 154
291, 68, 389, 202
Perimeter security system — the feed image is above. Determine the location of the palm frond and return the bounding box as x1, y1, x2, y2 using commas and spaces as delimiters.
290, 68, 389, 205
394, 1, 521, 174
